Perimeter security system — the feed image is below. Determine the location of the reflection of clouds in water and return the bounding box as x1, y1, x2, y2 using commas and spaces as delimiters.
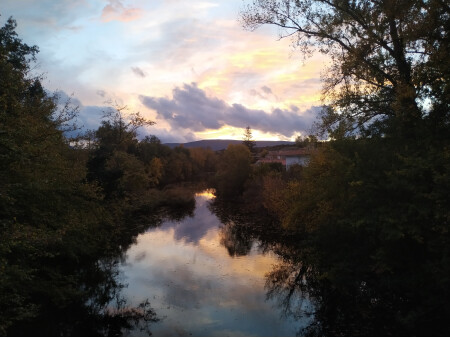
156, 265, 209, 310
134, 251, 147, 263
142, 258, 294, 335
120, 192, 303, 336
160, 195, 221, 244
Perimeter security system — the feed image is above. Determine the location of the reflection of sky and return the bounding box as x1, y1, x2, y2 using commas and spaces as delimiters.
159, 194, 221, 244
119, 192, 307, 336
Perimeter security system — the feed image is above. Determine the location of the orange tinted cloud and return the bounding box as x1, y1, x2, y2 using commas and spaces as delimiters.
100, 0, 142, 22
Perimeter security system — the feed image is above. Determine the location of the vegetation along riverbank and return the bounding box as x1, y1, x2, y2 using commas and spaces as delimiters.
1, 0, 450, 334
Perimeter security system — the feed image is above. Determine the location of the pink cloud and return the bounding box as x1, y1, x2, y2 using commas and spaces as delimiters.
100, 0, 142, 22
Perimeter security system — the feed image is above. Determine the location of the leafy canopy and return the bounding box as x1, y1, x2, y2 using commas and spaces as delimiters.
241, 0, 450, 138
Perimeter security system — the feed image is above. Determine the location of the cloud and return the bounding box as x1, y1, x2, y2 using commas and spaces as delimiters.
261, 85, 272, 95
49, 90, 193, 143
100, 0, 143, 23
249, 85, 278, 102
78, 105, 107, 130
53, 90, 82, 107
52, 90, 107, 132
140, 83, 322, 138
162, 200, 221, 244
96, 89, 106, 98
137, 126, 193, 143
131, 66, 146, 78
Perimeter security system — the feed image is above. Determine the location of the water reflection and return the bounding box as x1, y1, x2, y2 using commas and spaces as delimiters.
265, 262, 311, 321
6, 252, 160, 336
219, 221, 253, 257
118, 191, 307, 336
160, 191, 221, 244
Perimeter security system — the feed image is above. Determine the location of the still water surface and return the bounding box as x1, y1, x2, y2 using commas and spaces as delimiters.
118, 190, 309, 336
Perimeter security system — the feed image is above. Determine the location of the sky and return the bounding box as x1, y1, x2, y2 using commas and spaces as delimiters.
1, 0, 327, 143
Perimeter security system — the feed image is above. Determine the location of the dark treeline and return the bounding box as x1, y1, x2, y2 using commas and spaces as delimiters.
0, 17, 216, 335
213, 134, 450, 335
209, 1, 450, 336
2, 0, 450, 334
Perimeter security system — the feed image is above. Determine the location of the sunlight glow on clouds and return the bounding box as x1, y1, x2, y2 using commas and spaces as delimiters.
100, 0, 142, 22
0, 0, 327, 142
139, 83, 321, 139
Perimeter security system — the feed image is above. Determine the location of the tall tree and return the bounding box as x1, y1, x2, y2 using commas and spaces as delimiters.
0, 17, 115, 334
241, 0, 450, 138
242, 125, 256, 153
241, 2, 450, 334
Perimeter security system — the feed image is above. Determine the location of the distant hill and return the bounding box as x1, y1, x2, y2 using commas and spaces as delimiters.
164, 139, 294, 151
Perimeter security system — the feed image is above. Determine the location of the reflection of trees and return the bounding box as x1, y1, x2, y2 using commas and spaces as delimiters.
81, 258, 160, 336
211, 197, 378, 335
211, 196, 392, 335
4, 198, 199, 336
219, 221, 253, 257
81, 198, 198, 336
261, 235, 422, 336
7, 253, 159, 336
209, 199, 258, 258
211, 198, 315, 333
265, 261, 308, 319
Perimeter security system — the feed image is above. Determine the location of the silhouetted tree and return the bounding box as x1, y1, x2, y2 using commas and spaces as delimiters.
241, 0, 450, 139
242, 125, 256, 153
241, 1, 450, 335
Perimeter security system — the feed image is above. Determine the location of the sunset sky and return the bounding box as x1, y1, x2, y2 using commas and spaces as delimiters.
1, 0, 327, 142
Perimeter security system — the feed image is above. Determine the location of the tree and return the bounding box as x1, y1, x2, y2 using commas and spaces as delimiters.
295, 134, 317, 148
0, 17, 114, 334
241, 0, 450, 138
87, 105, 155, 198
242, 125, 256, 153
137, 135, 171, 164
214, 144, 252, 198
241, 2, 450, 334
0, 17, 164, 336
97, 105, 155, 152
147, 157, 163, 187
189, 147, 217, 177
259, 138, 450, 335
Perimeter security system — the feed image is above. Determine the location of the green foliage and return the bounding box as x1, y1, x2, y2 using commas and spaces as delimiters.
0, 17, 121, 334
147, 157, 163, 186
294, 134, 318, 148
240, 2, 450, 334
160, 146, 193, 184
214, 144, 252, 198
260, 137, 450, 335
241, 0, 450, 138
189, 147, 217, 177
0, 18, 163, 335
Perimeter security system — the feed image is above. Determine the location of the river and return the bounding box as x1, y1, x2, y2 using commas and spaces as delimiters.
115, 190, 311, 336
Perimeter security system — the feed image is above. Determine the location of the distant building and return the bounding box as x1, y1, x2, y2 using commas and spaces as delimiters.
256, 147, 311, 169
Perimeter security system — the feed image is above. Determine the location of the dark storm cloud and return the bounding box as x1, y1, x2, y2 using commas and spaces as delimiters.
139, 83, 322, 138
131, 66, 146, 78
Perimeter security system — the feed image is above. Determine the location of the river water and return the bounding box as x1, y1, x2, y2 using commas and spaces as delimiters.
116, 190, 311, 336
